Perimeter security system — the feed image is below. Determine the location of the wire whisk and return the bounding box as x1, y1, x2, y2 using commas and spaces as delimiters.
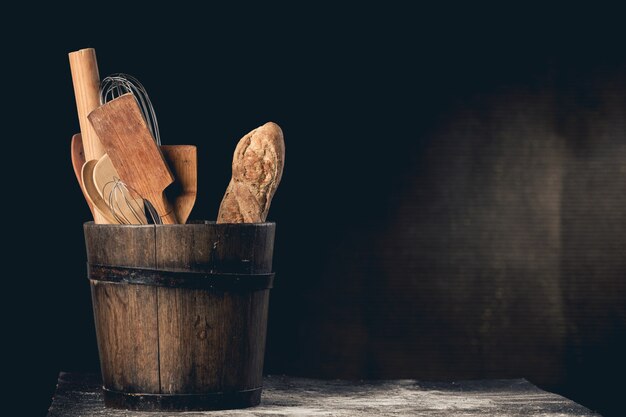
99, 74, 163, 224
100, 73, 161, 145
101, 178, 163, 224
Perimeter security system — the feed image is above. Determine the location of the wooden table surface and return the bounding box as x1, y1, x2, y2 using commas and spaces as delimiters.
47, 372, 599, 416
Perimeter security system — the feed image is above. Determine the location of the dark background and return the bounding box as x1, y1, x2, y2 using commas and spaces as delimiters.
5, 5, 625, 416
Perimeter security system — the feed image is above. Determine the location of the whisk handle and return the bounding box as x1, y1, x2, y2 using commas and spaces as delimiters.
146, 191, 178, 224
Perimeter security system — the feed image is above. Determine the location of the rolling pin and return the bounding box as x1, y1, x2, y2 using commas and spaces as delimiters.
69, 48, 109, 223
68, 48, 105, 161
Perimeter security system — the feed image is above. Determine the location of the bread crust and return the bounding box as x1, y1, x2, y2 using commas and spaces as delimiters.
217, 122, 285, 223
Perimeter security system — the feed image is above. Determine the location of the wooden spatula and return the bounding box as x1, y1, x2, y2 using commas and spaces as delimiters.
70, 133, 95, 216
93, 154, 147, 224
88, 93, 177, 224
81, 160, 119, 224
161, 145, 197, 224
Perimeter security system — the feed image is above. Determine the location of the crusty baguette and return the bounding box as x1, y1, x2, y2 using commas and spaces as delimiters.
217, 122, 285, 223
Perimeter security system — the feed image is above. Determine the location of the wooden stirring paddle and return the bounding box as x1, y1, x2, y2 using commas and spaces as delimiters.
88, 93, 177, 224
70, 133, 95, 217
161, 145, 197, 224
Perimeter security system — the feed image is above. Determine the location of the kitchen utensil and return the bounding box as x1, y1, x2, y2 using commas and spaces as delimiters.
69, 48, 107, 224
161, 145, 197, 224
81, 160, 119, 224
68, 48, 105, 161
98, 73, 161, 223
87, 93, 177, 224
93, 154, 147, 224
70, 133, 95, 216
100, 74, 161, 145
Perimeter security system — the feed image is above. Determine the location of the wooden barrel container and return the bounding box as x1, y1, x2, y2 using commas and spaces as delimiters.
84, 221, 275, 411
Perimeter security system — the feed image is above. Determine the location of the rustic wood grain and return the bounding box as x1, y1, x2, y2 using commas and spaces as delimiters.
152, 222, 275, 273
213, 222, 275, 273
47, 372, 600, 416
87, 93, 177, 224
85, 224, 159, 393
68, 48, 105, 160
161, 145, 197, 224
154, 223, 273, 395
85, 222, 275, 408
70, 133, 95, 216
68, 49, 110, 226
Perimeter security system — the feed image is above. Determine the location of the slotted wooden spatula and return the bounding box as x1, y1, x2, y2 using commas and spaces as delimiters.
88, 93, 177, 224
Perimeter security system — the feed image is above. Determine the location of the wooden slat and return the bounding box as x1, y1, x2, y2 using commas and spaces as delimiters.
154, 223, 274, 394
85, 224, 159, 393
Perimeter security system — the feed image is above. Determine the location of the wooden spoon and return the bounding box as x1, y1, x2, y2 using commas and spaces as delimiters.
70, 133, 95, 216
88, 93, 177, 224
81, 160, 119, 224
93, 154, 147, 224
161, 145, 197, 224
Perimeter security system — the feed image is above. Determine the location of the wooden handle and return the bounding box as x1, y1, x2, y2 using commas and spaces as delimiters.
147, 192, 178, 224
69, 48, 105, 161
161, 145, 197, 224
70, 133, 94, 215
81, 160, 119, 224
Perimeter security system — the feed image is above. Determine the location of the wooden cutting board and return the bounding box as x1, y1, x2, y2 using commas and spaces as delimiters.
87, 93, 177, 224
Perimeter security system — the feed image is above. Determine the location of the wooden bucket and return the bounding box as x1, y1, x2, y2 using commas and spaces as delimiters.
84, 221, 275, 411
